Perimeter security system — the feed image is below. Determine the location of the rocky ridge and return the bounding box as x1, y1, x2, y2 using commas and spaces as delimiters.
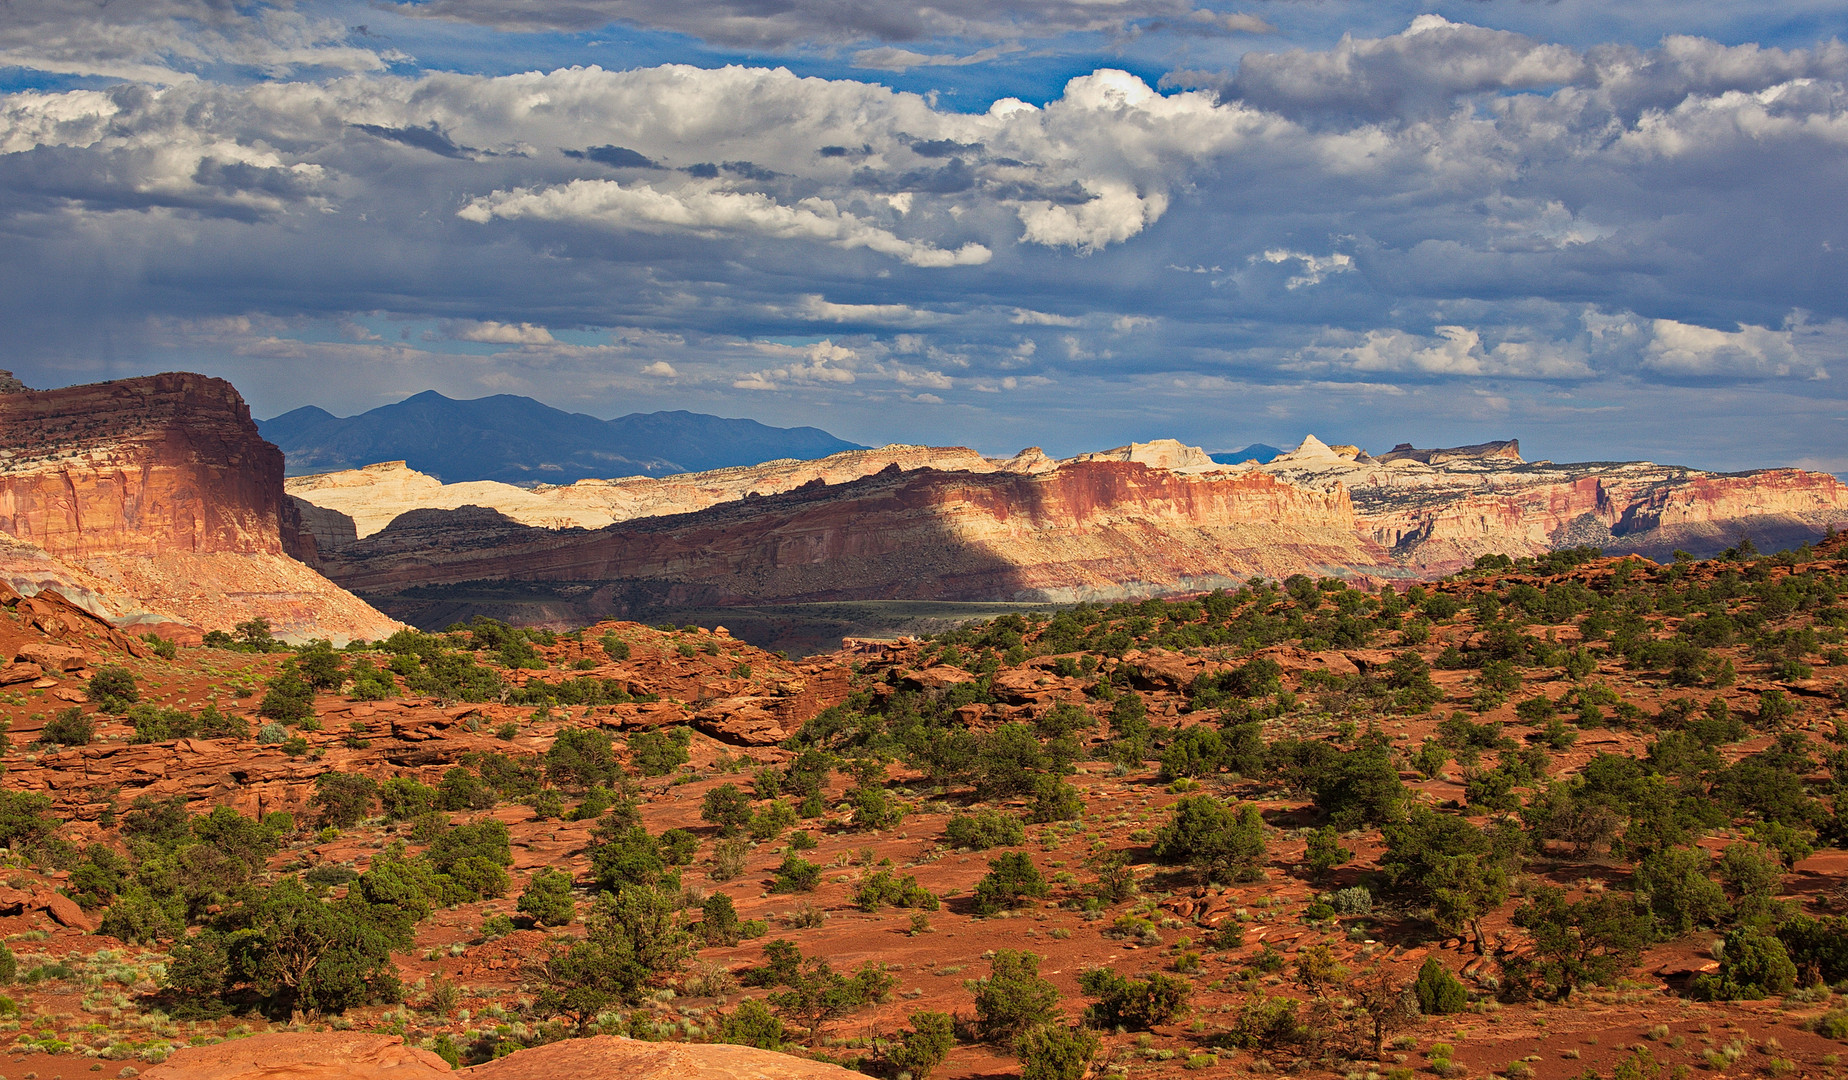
0, 373, 401, 642
291, 435, 1848, 637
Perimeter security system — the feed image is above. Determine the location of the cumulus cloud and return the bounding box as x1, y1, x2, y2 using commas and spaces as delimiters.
1300, 325, 1596, 380
0, 1, 391, 83
734, 340, 862, 390
1642, 319, 1827, 379
1224, 15, 1586, 120
440, 320, 556, 344
0, 15, 1845, 467
1258, 249, 1355, 289
459, 178, 992, 268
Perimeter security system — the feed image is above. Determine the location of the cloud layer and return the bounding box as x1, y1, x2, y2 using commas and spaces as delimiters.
0, 7, 1844, 471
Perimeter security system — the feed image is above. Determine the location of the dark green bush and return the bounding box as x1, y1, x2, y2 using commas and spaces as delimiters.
972, 851, 1048, 915
40, 707, 94, 746
517, 867, 576, 927
945, 810, 1025, 850
1078, 968, 1190, 1030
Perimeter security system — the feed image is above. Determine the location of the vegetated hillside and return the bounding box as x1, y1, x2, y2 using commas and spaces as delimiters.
1, 535, 1847, 1080
260, 392, 866, 483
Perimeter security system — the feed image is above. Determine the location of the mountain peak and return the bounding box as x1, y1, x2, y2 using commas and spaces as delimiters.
259, 392, 866, 483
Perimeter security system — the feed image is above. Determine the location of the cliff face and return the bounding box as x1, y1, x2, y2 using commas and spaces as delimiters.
318, 460, 1392, 624
0, 374, 400, 642
0, 373, 284, 559
305, 435, 1848, 634
283, 444, 1032, 539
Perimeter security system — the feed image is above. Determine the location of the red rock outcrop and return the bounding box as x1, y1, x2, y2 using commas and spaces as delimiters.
0, 373, 401, 642
0, 372, 282, 558
142, 1033, 868, 1080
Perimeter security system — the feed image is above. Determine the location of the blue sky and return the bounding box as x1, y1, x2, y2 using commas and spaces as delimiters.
1, 0, 1845, 473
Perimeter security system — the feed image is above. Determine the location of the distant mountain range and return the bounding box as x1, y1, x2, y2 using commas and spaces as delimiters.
1210, 443, 1285, 465
259, 391, 866, 484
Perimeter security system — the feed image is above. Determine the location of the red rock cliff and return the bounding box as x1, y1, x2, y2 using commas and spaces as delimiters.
0, 373, 400, 642
0, 373, 284, 558
320, 460, 1391, 607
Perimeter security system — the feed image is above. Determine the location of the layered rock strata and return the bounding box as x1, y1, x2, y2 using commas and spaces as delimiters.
0, 373, 400, 642
298, 434, 1848, 630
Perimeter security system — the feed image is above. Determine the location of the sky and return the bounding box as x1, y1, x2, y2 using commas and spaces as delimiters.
1, 1, 1846, 473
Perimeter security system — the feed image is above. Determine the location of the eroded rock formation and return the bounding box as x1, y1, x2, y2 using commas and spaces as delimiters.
295, 433, 1848, 633
0, 373, 400, 642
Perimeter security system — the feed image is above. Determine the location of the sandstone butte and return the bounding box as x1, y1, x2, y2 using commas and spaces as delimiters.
291, 432, 1848, 621
0, 371, 401, 643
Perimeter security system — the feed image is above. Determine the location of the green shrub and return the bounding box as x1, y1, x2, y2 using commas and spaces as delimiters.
86, 666, 139, 711
1079, 968, 1190, 1030
547, 728, 622, 789
969, 950, 1060, 1042
719, 997, 786, 1049
854, 869, 940, 912
40, 707, 95, 746
517, 867, 576, 926
258, 663, 317, 723
946, 810, 1026, 850
1151, 795, 1266, 884
702, 891, 741, 946
771, 853, 820, 893
1694, 928, 1797, 1001
311, 771, 379, 829
1414, 955, 1468, 1014
973, 851, 1049, 915
1016, 1024, 1099, 1080
889, 1011, 956, 1079
629, 727, 691, 776
701, 783, 752, 834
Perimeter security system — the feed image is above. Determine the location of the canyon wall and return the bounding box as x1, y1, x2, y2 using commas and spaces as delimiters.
0, 373, 401, 642
315, 460, 1393, 626
300, 435, 1848, 634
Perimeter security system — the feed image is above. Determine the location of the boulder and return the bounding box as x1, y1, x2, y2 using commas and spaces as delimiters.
467, 1034, 866, 1080
142, 1032, 451, 1080
690, 696, 791, 746
15, 642, 86, 671
0, 662, 40, 685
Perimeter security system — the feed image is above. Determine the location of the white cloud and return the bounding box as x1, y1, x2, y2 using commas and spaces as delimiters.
641, 361, 679, 377
1303, 325, 1595, 379
395, 0, 1267, 50
459, 178, 991, 268
1259, 249, 1355, 289
440, 319, 556, 344
799, 295, 939, 324
1642, 319, 1827, 379
852, 44, 1024, 72
734, 340, 862, 390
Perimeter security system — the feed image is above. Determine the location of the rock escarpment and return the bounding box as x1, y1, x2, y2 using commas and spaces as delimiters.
314, 459, 1390, 626
299, 434, 1848, 634
284, 443, 1048, 541
0, 373, 400, 642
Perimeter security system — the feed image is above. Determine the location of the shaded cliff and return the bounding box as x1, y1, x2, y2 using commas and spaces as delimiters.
305, 437, 1848, 640
0, 373, 401, 642
317, 460, 1391, 629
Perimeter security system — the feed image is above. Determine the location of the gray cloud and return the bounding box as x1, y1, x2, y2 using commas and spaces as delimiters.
0, 17, 1843, 469
392, 0, 1266, 49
